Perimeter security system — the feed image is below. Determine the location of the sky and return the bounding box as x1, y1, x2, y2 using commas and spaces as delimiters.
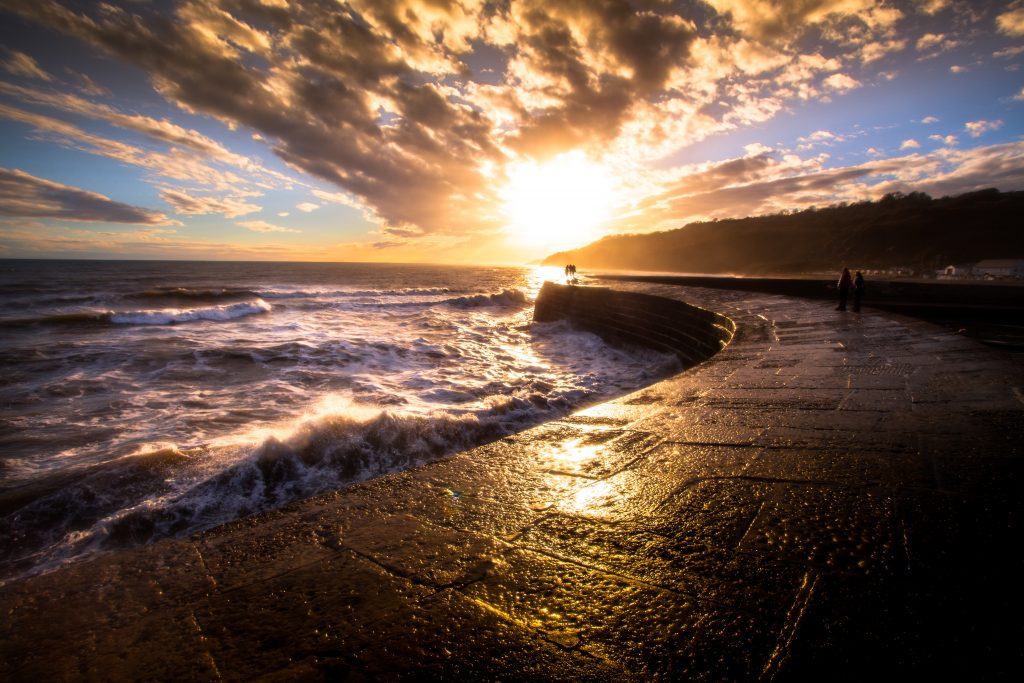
0, 0, 1021, 264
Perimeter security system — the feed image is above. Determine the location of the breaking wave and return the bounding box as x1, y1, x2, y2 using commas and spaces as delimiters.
0, 392, 573, 580
109, 299, 272, 325
443, 288, 529, 308
1, 299, 272, 327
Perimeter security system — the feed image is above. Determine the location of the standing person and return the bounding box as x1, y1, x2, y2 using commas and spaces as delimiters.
852, 271, 865, 312
836, 267, 852, 311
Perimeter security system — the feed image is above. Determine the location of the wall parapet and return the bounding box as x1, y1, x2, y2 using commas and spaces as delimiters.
533, 282, 735, 368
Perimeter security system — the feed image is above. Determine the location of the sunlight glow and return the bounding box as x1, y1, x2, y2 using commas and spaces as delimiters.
500, 151, 616, 251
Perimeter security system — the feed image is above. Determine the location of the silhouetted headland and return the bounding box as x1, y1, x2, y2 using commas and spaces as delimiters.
544, 188, 1024, 276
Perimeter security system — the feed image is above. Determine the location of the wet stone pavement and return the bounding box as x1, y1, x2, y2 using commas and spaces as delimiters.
2, 282, 1023, 681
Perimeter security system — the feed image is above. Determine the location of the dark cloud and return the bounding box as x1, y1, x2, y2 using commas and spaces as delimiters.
0, 167, 174, 224
506, 1, 697, 155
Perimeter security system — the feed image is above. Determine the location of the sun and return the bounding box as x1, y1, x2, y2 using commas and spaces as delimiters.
500, 151, 615, 251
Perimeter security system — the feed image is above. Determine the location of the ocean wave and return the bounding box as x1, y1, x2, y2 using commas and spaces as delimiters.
443, 288, 529, 309
134, 287, 261, 301
0, 394, 568, 579
273, 287, 530, 313
0, 298, 272, 328
0, 311, 105, 328
109, 298, 272, 325
259, 286, 454, 299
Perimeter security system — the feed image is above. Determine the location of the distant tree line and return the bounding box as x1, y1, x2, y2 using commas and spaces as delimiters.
543, 188, 1024, 275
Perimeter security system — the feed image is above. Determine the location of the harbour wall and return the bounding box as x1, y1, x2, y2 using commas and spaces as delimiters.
533, 281, 735, 367
595, 273, 1024, 349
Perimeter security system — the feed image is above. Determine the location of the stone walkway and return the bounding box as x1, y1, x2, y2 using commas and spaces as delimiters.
2, 283, 1023, 681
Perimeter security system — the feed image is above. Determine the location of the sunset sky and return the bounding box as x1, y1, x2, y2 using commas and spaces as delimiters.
0, 0, 1022, 264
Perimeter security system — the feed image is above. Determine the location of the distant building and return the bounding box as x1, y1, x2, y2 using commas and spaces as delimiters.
939, 264, 972, 278
972, 259, 1024, 279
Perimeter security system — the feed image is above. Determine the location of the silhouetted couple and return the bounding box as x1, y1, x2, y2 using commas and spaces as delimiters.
837, 267, 864, 312
564, 264, 577, 284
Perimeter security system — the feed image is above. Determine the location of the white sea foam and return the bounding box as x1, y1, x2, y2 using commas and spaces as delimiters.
444, 288, 529, 308
109, 298, 272, 325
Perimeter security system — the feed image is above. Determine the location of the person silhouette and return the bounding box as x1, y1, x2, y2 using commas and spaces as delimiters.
852, 271, 865, 312
836, 267, 852, 311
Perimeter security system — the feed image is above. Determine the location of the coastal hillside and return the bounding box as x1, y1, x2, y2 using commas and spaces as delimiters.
543, 189, 1024, 275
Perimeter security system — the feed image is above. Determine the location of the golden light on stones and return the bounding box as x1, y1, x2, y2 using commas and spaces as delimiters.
566, 479, 618, 517
533, 435, 625, 518
539, 439, 603, 476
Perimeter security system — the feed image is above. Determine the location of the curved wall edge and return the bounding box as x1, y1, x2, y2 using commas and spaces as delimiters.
533, 282, 735, 369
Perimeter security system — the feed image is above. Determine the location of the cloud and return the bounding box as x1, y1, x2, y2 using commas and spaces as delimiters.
159, 188, 261, 218
915, 33, 958, 56
236, 220, 301, 233
857, 38, 907, 64
921, 116, 939, 124
823, 73, 861, 91
996, 8, 1024, 36
0, 101, 255, 191
0, 167, 175, 224
929, 134, 958, 145
311, 189, 353, 204
949, 64, 967, 73
0, 81, 267, 174
295, 202, 319, 212
743, 142, 774, 156
965, 119, 1003, 137
703, 0, 880, 44
71, 70, 110, 96
900, 139, 921, 149
1015, 86, 1024, 101
797, 129, 848, 151
994, 45, 1024, 59
916, 0, 950, 14
1, 49, 52, 80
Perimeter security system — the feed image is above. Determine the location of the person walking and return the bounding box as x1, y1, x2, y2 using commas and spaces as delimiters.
837, 267, 852, 311
852, 271, 865, 312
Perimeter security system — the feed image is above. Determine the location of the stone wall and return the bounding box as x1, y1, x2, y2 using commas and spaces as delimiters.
533, 282, 735, 367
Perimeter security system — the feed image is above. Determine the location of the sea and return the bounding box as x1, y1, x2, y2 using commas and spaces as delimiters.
0, 260, 678, 582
